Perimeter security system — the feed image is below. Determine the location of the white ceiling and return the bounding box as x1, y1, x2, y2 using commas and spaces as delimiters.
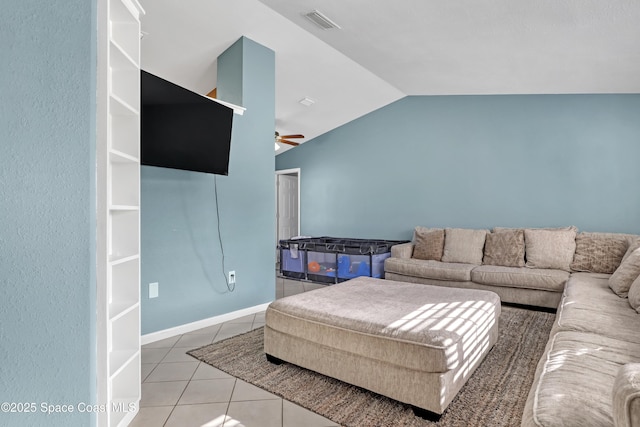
140, 0, 640, 154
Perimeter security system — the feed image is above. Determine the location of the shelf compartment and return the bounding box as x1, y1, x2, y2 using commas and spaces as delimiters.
110, 39, 137, 70
109, 64, 139, 113
110, 161, 139, 207
109, 306, 139, 375
109, 349, 138, 378
109, 259, 139, 320
109, 21, 139, 66
109, 111, 139, 159
109, 210, 139, 260
109, 96, 139, 160
109, 0, 140, 64
109, 302, 138, 323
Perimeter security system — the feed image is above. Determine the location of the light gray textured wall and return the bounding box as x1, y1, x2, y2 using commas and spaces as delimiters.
276, 94, 640, 239
0, 1, 96, 426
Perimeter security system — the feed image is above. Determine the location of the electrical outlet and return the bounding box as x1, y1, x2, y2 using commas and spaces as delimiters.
228, 271, 236, 284
149, 282, 159, 299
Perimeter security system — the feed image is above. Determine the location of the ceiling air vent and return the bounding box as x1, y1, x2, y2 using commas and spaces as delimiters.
304, 10, 341, 30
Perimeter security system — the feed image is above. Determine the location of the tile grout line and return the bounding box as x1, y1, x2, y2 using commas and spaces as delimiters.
222, 370, 239, 427
158, 346, 192, 427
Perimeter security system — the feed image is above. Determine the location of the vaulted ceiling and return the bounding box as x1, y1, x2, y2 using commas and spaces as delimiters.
140, 0, 640, 154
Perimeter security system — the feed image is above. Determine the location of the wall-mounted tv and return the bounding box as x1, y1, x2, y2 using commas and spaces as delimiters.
141, 70, 234, 175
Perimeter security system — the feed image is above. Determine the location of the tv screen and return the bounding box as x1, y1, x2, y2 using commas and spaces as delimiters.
141, 70, 233, 175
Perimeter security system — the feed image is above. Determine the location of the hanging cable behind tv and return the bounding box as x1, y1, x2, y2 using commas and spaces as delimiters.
214, 175, 235, 292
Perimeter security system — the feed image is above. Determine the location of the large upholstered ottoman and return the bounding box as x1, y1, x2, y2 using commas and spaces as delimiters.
264, 276, 500, 418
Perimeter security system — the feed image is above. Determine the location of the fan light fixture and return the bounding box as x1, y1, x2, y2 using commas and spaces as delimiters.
275, 143, 280, 151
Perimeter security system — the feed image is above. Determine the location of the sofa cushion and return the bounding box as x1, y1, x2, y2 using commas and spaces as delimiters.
441, 228, 487, 265
471, 265, 569, 292
412, 228, 444, 261
570, 232, 628, 274
629, 275, 640, 313
384, 258, 475, 282
524, 227, 577, 271
530, 331, 640, 427
609, 248, 640, 298
482, 229, 525, 267
612, 363, 640, 427
557, 273, 640, 344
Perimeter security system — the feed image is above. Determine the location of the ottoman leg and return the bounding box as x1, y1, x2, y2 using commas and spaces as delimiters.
412, 406, 441, 422
266, 354, 284, 365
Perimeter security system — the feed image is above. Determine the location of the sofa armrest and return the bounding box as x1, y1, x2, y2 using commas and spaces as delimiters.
391, 242, 414, 259
613, 363, 640, 427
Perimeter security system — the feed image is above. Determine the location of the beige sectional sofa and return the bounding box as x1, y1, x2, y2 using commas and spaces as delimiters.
384, 226, 640, 426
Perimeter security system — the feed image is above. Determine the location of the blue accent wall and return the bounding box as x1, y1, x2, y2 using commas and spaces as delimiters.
141, 37, 276, 334
217, 42, 243, 107
276, 95, 640, 239
0, 1, 96, 426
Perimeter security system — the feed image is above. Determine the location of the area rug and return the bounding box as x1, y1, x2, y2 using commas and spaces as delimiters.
188, 305, 555, 427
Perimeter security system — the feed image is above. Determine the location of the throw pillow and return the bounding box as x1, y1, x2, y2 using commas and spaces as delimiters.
623, 238, 640, 263
524, 227, 577, 271
629, 274, 640, 313
412, 228, 445, 261
441, 228, 488, 265
570, 233, 628, 274
483, 229, 525, 267
413, 226, 438, 241
609, 248, 640, 298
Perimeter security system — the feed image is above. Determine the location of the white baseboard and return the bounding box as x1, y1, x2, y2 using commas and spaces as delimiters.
141, 302, 272, 345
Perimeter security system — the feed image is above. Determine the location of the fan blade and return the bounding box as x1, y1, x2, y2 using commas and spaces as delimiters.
279, 139, 300, 146
279, 134, 304, 139
206, 88, 217, 98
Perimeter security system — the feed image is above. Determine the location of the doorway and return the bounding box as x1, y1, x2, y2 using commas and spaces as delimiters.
275, 168, 301, 259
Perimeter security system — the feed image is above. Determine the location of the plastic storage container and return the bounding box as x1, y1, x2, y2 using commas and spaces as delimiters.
280, 247, 306, 279
278, 237, 409, 284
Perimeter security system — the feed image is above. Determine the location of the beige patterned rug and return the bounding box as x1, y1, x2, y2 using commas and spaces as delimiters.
188, 305, 554, 427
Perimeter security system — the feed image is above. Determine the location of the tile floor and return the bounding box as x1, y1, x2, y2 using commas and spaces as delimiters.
132, 277, 335, 427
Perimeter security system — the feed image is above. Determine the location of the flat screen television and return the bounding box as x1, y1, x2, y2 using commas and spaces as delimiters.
141, 70, 234, 175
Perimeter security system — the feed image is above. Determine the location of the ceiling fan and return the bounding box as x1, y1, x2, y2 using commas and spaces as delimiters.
275, 131, 305, 147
